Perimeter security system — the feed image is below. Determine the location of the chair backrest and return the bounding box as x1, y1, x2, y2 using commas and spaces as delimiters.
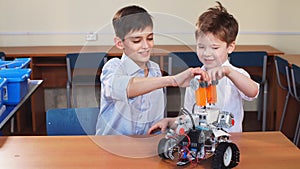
66, 52, 107, 68
274, 56, 290, 90
168, 52, 203, 75
229, 51, 268, 83
66, 52, 107, 82
291, 64, 300, 101
46, 107, 100, 135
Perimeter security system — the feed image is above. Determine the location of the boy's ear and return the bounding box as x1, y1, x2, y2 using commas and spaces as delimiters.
114, 37, 124, 49
227, 41, 236, 54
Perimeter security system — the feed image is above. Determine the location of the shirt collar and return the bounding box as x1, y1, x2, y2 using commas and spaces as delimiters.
121, 53, 150, 75
222, 59, 231, 66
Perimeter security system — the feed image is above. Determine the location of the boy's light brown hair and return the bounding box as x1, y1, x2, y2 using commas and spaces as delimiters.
112, 5, 153, 40
195, 1, 238, 45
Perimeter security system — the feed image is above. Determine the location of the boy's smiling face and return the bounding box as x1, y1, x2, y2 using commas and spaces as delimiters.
196, 32, 235, 70
114, 26, 154, 69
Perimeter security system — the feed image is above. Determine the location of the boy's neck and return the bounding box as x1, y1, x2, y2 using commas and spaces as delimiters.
144, 68, 149, 77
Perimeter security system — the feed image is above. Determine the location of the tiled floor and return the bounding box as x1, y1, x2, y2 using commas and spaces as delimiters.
44, 86, 100, 110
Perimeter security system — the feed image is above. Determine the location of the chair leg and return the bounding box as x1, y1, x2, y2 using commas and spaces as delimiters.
67, 83, 71, 108
72, 85, 77, 108
262, 81, 268, 131
279, 93, 290, 131
168, 56, 172, 75
257, 86, 263, 121
293, 112, 300, 145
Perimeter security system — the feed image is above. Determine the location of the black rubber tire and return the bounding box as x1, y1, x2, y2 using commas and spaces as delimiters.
158, 138, 171, 159
212, 142, 240, 169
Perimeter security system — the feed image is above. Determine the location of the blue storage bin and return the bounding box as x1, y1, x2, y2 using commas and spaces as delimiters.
14, 58, 31, 68
0, 105, 6, 118
0, 61, 12, 69
0, 69, 31, 105
0, 78, 7, 108
0, 58, 31, 69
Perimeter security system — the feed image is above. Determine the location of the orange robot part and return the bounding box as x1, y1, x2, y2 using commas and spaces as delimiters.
195, 80, 217, 107
195, 87, 207, 107
207, 84, 217, 104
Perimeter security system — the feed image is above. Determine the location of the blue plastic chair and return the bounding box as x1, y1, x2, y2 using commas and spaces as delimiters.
274, 56, 293, 131
167, 52, 203, 75
66, 52, 107, 108
229, 51, 268, 131
46, 107, 100, 135
291, 64, 300, 145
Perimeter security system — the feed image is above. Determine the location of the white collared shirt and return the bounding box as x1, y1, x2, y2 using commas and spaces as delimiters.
184, 60, 259, 132
96, 53, 165, 135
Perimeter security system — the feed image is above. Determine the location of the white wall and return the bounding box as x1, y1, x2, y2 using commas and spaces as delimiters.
0, 0, 300, 54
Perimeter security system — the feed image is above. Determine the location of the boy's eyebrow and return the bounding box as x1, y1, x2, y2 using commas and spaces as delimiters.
211, 43, 220, 46
197, 42, 221, 46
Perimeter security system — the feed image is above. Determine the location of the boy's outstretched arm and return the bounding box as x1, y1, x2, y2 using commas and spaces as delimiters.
207, 66, 259, 97
127, 67, 209, 98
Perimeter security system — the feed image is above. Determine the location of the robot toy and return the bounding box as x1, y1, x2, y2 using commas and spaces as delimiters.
157, 77, 240, 169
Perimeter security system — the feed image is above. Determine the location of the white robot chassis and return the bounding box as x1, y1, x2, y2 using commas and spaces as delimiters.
157, 78, 240, 169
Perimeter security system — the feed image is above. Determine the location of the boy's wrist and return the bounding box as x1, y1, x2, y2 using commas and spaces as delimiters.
164, 76, 177, 87
224, 66, 233, 77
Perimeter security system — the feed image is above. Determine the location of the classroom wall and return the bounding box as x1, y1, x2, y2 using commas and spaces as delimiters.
0, 0, 300, 54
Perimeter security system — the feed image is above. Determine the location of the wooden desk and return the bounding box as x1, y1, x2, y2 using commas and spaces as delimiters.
0, 45, 284, 133
0, 45, 283, 87
0, 131, 299, 169
0, 45, 283, 57
279, 54, 300, 66
274, 55, 300, 140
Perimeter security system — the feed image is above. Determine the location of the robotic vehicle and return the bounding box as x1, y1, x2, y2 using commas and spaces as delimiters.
157, 77, 240, 169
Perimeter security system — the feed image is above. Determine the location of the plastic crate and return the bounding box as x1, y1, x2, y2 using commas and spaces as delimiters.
0, 69, 31, 105
0, 78, 7, 108
14, 58, 31, 68
0, 105, 6, 118
0, 58, 31, 69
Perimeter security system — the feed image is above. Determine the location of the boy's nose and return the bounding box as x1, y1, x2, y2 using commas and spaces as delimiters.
203, 50, 209, 56
141, 39, 150, 48
203, 48, 212, 56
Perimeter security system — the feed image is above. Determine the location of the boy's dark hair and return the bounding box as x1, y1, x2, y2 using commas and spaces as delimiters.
195, 1, 238, 45
112, 5, 153, 40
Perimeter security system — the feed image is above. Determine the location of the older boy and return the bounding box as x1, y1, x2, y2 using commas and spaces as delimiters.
96, 5, 208, 135
148, 2, 259, 133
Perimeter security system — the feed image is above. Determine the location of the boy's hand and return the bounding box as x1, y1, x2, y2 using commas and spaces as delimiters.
147, 118, 176, 134
172, 67, 209, 87
207, 66, 230, 82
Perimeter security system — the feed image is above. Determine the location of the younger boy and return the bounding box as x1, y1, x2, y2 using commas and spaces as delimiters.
148, 1, 259, 133
96, 5, 208, 135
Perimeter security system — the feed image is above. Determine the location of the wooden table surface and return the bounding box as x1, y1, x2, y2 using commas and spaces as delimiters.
0, 45, 284, 57
279, 54, 300, 66
0, 131, 299, 169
